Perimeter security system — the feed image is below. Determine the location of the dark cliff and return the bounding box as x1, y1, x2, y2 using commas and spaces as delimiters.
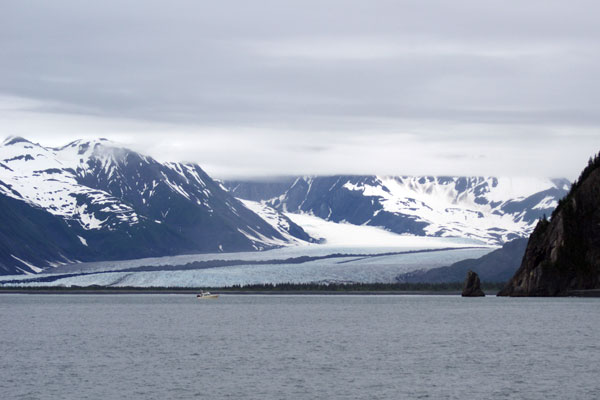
462, 270, 485, 297
498, 154, 600, 296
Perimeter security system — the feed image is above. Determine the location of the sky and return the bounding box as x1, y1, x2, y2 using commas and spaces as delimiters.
1, 0, 599, 180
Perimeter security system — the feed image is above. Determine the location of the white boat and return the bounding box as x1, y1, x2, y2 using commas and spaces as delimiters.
196, 290, 219, 299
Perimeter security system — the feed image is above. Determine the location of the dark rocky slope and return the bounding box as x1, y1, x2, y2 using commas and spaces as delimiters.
396, 238, 527, 283
0, 193, 90, 274
498, 154, 600, 296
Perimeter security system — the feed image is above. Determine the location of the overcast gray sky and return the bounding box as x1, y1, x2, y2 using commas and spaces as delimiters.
1, 0, 599, 179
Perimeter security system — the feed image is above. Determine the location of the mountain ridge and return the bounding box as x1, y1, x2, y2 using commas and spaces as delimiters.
226, 175, 569, 245
0, 137, 313, 275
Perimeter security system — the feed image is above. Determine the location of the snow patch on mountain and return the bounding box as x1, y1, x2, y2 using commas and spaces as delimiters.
10, 255, 43, 273
284, 212, 483, 248
239, 199, 311, 245
342, 176, 551, 243
532, 196, 558, 210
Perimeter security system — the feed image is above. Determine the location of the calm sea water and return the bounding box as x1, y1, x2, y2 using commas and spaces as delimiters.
1, 294, 598, 399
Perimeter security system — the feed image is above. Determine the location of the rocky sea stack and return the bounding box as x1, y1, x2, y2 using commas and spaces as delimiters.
462, 270, 485, 297
498, 152, 600, 296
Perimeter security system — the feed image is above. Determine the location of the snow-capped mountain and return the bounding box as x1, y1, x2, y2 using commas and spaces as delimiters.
0, 137, 313, 275
226, 175, 570, 245
0, 136, 570, 276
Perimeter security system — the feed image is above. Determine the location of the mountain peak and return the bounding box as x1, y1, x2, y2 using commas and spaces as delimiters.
58, 137, 117, 151
2, 136, 35, 146
0, 137, 311, 275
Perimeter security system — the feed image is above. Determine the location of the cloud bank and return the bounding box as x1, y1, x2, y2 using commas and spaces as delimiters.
1, 0, 599, 179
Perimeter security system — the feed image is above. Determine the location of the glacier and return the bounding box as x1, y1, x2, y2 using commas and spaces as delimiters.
0, 136, 568, 284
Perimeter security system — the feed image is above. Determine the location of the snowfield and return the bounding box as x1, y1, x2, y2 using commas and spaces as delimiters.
284, 212, 484, 247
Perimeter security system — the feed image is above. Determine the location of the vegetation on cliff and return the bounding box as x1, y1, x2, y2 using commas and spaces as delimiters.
498, 152, 600, 296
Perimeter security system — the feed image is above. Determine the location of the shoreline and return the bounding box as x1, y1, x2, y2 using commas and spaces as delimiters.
2, 287, 599, 296
0, 288, 462, 295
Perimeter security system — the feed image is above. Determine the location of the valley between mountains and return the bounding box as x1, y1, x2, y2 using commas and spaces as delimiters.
0, 136, 568, 286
